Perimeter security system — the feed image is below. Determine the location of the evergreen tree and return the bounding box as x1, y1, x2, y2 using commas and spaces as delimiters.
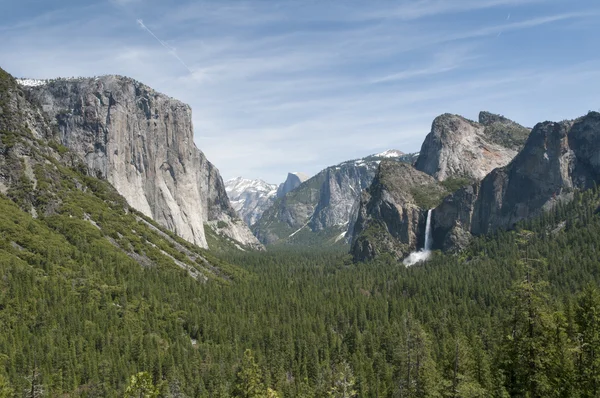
328, 361, 357, 398
234, 349, 266, 398
576, 285, 600, 397
124, 372, 159, 398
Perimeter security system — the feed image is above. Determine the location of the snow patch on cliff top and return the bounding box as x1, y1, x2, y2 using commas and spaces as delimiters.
16, 78, 48, 87
375, 149, 405, 158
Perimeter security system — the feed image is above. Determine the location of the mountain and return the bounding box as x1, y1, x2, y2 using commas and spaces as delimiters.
225, 177, 278, 226
431, 111, 600, 251
350, 161, 448, 261
374, 149, 405, 158
276, 172, 309, 198
414, 111, 530, 181
19, 75, 262, 250
0, 67, 240, 281
252, 151, 413, 246
351, 111, 531, 261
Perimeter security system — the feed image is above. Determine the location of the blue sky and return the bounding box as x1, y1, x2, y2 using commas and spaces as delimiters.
1, 0, 599, 183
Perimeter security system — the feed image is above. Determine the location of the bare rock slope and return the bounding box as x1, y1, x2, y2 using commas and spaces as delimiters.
350, 111, 531, 261
252, 152, 413, 246
415, 111, 530, 181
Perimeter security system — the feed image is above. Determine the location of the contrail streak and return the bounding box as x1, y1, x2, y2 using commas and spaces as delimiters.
136, 19, 194, 74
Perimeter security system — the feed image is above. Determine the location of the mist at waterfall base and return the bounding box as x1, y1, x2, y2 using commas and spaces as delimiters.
403, 209, 433, 267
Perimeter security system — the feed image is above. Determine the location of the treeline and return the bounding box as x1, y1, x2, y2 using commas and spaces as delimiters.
1, 184, 600, 396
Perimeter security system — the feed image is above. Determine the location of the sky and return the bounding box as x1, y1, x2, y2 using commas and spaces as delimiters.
1, 0, 599, 183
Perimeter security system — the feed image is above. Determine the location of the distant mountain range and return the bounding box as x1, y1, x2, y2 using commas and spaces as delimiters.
246, 150, 417, 246
225, 177, 278, 226
225, 172, 310, 226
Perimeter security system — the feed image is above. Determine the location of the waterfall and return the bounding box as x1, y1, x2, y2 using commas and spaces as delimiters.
403, 209, 433, 266
424, 209, 433, 251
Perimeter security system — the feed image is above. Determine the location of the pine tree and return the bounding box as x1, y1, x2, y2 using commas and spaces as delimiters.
124, 371, 159, 398
234, 349, 266, 398
328, 361, 357, 398
576, 285, 600, 397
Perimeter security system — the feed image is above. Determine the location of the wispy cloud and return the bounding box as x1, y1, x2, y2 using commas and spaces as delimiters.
136, 18, 194, 75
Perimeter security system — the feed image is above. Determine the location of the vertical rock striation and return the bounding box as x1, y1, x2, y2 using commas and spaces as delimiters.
432, 112, 600, 251
24, 75, 262, 249
350, 161, 448, 261
415, 112, 530, 181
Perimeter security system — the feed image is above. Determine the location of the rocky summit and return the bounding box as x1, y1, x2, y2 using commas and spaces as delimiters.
0, 67, 239, 281
414, 111, 530, 181
349, 110, 600, 262
276, 172, 309, 198
21, 75, 262, 250
349, 111, 531, 261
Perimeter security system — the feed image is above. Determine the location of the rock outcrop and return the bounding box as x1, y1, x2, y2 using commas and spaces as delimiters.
414, 112, 530, 181
350, 161, 448, 261
225, 177, 278, 226
431, 112, 600, 251
22, 75, 262, 250
276, 172, 309, 198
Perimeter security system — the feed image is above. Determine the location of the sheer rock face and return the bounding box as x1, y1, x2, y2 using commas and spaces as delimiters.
225, 177, 278, 226
415, 112, 530, 181
252, 157, 386, 246
350, 162, 447, 262
25, 76, 262, 250
431, 112, 600, 251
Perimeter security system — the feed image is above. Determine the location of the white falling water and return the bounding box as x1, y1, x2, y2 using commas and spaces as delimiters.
403, 209, 433, 266
424, 209, 433, 251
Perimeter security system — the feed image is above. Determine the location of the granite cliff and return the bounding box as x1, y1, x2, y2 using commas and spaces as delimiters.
21, 76, 261, 250
277, 172, 309, 198
0, 67, 239, 280
431, 111, 600, 251
415, 111, 530, 181
351, 111, 531, 261
350, 161, 448, 261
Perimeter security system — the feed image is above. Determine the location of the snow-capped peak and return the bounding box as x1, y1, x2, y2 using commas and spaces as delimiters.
225, 177, 277, 196
225, 177, 279, 226
375, 149, 405, 158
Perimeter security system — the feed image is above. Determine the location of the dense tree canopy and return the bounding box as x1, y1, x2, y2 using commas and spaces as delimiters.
1, 181, 600, 396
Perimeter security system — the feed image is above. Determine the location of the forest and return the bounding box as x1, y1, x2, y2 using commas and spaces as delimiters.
1, 174, 600, 397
